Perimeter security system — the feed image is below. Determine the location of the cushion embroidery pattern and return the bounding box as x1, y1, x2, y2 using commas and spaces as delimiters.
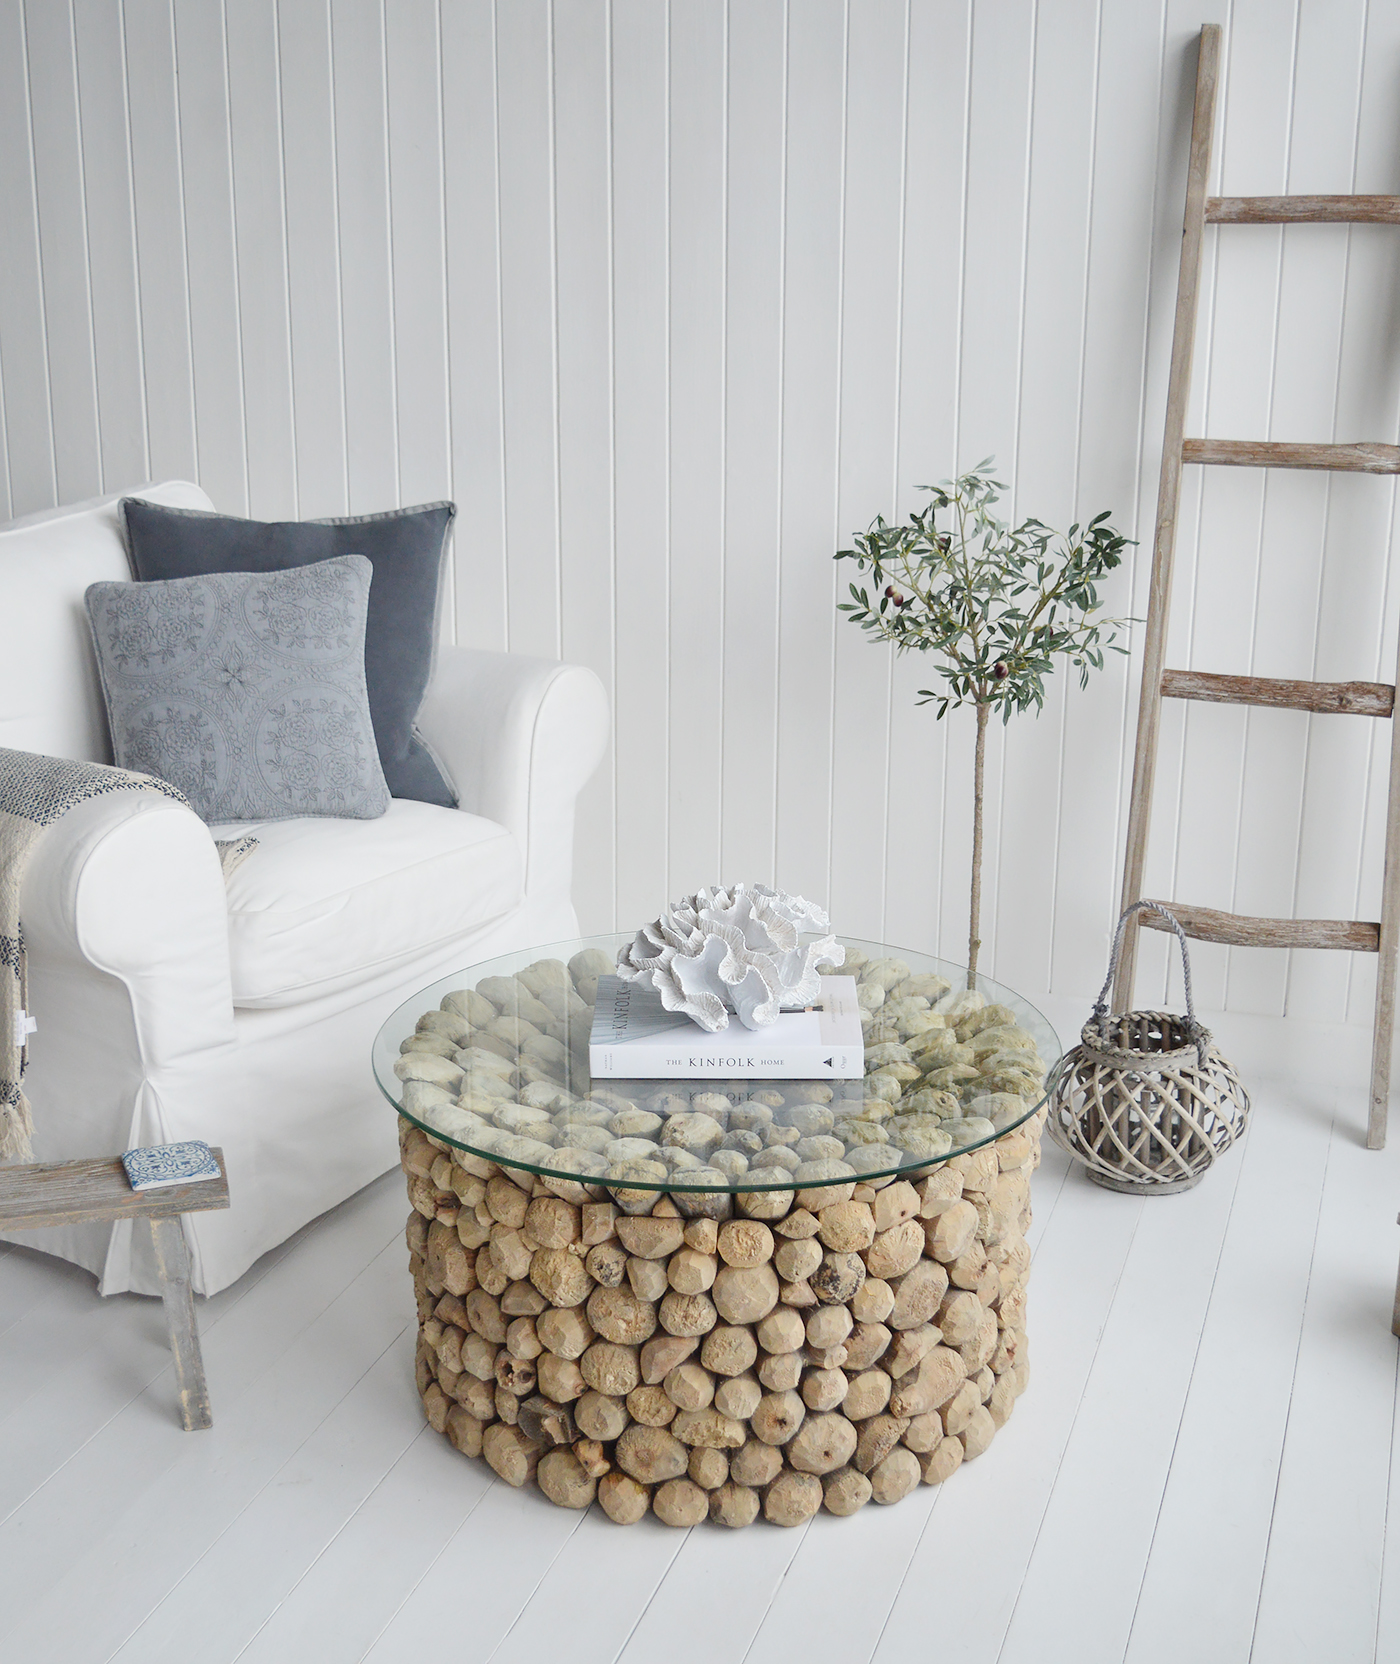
86, 557, 389, 824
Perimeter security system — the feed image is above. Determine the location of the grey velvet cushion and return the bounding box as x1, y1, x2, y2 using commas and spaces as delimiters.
118, 496, 457, 807
84, 556, 391, 823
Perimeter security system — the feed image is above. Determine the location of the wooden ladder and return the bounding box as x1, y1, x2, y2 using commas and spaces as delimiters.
1115, 23, 1400, 1150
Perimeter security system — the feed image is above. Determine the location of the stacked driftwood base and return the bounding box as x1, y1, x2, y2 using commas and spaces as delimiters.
401, 1111, 1042, 1526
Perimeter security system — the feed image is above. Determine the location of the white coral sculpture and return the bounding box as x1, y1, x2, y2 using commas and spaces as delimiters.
617, 883, 845, 1032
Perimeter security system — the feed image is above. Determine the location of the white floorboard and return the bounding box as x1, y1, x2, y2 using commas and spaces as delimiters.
1, 1008, 1398, 1664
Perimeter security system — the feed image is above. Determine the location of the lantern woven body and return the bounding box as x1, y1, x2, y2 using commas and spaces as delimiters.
1046, 904, 1250, 1195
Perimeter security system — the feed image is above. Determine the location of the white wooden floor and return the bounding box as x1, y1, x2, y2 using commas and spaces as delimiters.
3, 998, 1399, 1664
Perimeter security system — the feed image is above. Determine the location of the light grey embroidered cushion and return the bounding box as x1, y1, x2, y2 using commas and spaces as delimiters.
84, 555, 391, 822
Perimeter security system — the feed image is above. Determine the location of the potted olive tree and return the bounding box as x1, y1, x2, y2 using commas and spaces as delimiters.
836, 461, 1130, 988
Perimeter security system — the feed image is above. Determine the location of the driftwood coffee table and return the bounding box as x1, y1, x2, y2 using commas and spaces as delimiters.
373, 935, 1057, 1527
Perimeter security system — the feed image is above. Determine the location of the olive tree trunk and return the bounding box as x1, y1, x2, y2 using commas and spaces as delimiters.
967, 699, 990, 990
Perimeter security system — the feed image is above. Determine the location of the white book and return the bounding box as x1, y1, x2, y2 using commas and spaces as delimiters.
589, 974, 865, 1080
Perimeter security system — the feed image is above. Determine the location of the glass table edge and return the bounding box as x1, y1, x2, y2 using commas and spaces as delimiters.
374, 934, 1063, 1197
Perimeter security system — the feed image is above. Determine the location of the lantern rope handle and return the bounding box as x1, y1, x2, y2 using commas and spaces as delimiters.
1091, 900, 1209, 1068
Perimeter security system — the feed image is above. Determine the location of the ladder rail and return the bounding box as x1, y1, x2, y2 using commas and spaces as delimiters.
1207, 194, 1400, 224
1115, 24, 1222, 1008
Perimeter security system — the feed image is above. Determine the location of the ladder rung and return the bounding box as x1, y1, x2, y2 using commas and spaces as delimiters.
1141, 901, 1379, 952
1182, 438, 1400, 473
1161, 668, 1395, 717
1207, 194, 1400, 224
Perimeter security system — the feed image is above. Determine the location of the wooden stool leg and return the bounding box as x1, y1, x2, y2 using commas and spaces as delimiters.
1393, 1214, 1400, 1339
149, 1215, 213, 1431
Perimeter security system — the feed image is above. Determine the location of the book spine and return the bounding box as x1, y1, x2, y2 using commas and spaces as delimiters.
587, 1044, 864, 1080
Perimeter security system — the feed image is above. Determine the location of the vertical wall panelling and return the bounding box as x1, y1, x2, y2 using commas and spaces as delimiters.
1051, 0, 1166, 1002
225, 0, 298, 520
1339, 0, 1400, 1026
7, 0, 1400, 1016
0, 0, 56, 515
666, 0, 725, 894
610, 0, 671, 924
72, 0, 148, 493
495, 0, 561, 661
385, 0, 450, 516
441, 0, 507, 651
278, 0, 349, 520
992, 0, 1099, 1000
882, 0, 969, 964
828, 0, 908, 943
171, 0, 248, 513
718, 0, 784, 887
1131, 3, 1231, 1011
330, 0, 398, 515
24, 0, 102, 503
1232, 2, 1365, 1021
1167, 2, 1297, 1015
553, 0, 618, 936
772, 0, 845, 912
1291, 5, 1400, 1027
123, 0, 198, 491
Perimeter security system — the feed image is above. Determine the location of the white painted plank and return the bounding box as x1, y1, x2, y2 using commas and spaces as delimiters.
609, 0, 671, 922
359, 1480, 589, 1663
881, 0, 968, 960
862, 1162, 1144, 1662
1122, 1071, 1339, 1660
999, 1119, 1249, 1662
72, 0, 148, 492
931, 0, 1035, 975
992, 0, 1099, 1000
665, 0, 725, 892
1249, 1113, 1400, 1662
495, 0, 560, 659
772, 0, 844, 908
827, 0, 910, 943
0, 1175, 402, 1613
1051, 0, 1165, 1006
24, 0, 102, 502
0, 1238, 410, 1664
491, 1506, 686, 1664
277, 0, 347, 519
235, 1422, 497, 1664
122, 0, 198, 489
385, 0, 451, 513
1227, 0, 1364, 1021
614, 1510, 815, 1664
441, 0, 507, 650
172, 0, 248, 513
552, 0, 617, 935
329, 0, 398, 515
225, 0, 298, 520
0, 1215, 308, 1501
110, 1328, 426, 1663
0, 0, 54, 515
718, 0, 784, 886
1337, 0, 1400, 1041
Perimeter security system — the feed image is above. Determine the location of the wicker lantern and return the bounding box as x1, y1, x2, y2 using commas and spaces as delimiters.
1047, 901, 1249, 1195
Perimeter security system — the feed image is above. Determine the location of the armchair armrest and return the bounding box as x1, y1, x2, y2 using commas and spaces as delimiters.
20, 792, 237, 1084
416, 647, 609, 905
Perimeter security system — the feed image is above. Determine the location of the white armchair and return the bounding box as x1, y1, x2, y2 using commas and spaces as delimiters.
0, 482, 608, 1296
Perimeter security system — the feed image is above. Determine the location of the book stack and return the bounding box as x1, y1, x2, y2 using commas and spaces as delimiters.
588, 974, 865, 1091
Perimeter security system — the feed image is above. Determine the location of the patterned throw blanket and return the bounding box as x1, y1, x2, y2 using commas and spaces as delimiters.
0, 749, 256, 1163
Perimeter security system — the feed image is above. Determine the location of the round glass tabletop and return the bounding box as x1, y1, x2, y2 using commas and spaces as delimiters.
374, 935, 1061, 1201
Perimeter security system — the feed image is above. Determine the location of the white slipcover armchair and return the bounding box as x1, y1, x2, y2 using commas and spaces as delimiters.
0, 481, 608, 1296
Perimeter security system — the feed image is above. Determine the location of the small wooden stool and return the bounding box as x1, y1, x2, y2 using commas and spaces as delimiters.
0, 1148, 229, 1430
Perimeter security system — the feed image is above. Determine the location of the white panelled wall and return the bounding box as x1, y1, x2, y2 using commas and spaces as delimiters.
3, 0, 1400, 1024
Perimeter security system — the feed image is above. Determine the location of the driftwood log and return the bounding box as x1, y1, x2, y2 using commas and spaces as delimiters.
401, 1106, 1042, 1526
